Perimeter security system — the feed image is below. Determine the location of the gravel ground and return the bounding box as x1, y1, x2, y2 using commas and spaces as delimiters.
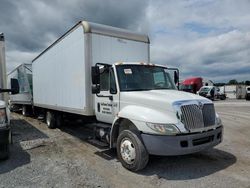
0, 99, 250, 188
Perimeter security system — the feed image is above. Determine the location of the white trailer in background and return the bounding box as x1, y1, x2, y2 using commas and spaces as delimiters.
12, 21, 223, 171
8, 63, 32, 115
221, 85, 246, 99
236, 85, 246, 99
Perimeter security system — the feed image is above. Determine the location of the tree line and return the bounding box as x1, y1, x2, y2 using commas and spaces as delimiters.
214, 79, 250, 86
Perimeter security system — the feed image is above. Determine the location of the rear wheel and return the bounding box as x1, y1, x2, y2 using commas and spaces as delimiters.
117, 130, 149, 172
220, 95, 226, 100
22, 105, 28, 116
55, 113, 63, 127
46, 111, 56, 129
0, 144, 9, 160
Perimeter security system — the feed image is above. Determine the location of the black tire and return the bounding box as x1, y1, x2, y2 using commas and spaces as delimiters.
9, 129, 13, 145
220, 95, 226, 100
0, 144, 9, 160
22, 105, 28, 116
46, 111, 56, 129
117, 130, 149, 172
55, 113, 63, 127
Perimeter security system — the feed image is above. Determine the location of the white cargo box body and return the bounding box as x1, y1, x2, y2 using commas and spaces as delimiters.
8, 64, 33, 105
32, 21, 150, 116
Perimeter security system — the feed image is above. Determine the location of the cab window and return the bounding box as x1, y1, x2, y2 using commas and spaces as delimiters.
100, 68, 117, 93
100, 70, 109, 91
110, 69, 117, 94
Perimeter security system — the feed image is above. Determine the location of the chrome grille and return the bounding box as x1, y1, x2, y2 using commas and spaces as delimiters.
181, 104, 204, 130
180, 103, 215, 131
202, 103, 216, 127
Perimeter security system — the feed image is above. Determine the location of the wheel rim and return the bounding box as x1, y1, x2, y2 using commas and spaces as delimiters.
120, 138, 136, 164
46, 112, 51, 126
22, 106, 26, 115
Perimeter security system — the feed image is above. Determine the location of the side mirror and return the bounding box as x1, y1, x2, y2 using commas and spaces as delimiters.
92, 85, 100, 94
91, 66, 100, 85
174, 71, 179, 84
11, 78, 19, 94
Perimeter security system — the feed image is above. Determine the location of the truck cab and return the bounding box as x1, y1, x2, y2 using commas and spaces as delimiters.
180, 77, 203, 94
92, 62, 223, 171
197, 86, 226, 100
0, 33, 19, 159
0, 33, 10, 159
197, 86, 217, 100
0, 99, 11, 159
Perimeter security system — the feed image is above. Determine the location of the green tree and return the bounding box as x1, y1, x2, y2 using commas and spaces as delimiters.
214, 83, 226, 87
245, 80, 250, 85
228, 79, 238, 85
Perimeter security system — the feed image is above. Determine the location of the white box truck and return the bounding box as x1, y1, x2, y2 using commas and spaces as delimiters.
0, 33, 19, 159
12, 21, 223, 171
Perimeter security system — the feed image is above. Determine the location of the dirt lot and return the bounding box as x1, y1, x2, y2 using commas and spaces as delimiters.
0, 99, 250, 188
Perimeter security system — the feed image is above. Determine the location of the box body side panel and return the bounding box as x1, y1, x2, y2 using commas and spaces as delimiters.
33, 26, 88, 114
91, 34, 149, 65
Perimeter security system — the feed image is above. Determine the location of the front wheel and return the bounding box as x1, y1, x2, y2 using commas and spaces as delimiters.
0, 144, 9, 160
117, 130, 149, 172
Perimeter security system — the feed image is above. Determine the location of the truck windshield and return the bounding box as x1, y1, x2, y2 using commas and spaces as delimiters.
180, 84, 193, 92
116, 65, 177, 91
200, 87, 210, 93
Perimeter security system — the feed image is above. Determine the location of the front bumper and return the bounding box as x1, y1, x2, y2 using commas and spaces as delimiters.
0, 127, 10, 159
141, 126, 222, 156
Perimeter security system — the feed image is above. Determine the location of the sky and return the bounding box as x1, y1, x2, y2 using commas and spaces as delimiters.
0, 0, 250, 82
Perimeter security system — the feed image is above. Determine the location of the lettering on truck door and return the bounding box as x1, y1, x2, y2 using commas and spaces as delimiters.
95, 67, 119, 124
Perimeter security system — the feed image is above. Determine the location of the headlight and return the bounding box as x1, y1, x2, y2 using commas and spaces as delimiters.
215, 113, 222, 125
0, 108, 7, 127
146, 122, 180, 135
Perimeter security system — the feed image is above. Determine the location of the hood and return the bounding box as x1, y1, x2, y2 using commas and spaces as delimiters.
0, 100, 6, 108
120, 89, 211, 112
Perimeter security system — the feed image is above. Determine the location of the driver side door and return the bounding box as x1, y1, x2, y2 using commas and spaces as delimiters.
95, 68, 119, 124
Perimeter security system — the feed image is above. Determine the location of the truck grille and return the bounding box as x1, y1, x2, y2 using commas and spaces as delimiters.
180, 103, 215, 131
202, 104, 216, 127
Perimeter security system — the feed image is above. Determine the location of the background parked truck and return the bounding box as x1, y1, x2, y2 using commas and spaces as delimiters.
9, 21, 223, 171
180, 77, 213, 94
197, 86, 226, 100
219, 85, 246, 99
0, 33, 19, 159
8, 63, 32, 115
